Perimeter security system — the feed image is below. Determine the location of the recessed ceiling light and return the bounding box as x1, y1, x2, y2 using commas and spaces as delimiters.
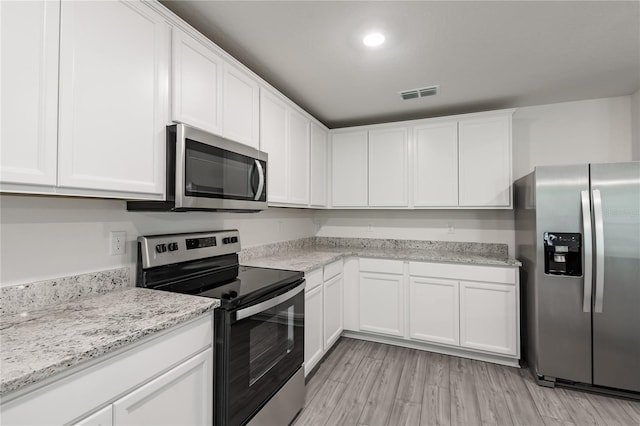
363, 32, 385, 47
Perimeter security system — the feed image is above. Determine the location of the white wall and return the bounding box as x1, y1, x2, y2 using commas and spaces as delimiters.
512, 96, 632, 180
632, 89, 640, 161
0, 195, 317, 287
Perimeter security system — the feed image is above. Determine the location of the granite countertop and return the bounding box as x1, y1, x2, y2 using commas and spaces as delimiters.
0, 288, 218, 396
241, 246, 521, 273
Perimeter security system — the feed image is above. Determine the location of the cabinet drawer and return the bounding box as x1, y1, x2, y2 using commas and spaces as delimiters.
409, 262, 516, 284
359, 258, 403, 275
323, 259, 343, 281
305, 268, 323, 291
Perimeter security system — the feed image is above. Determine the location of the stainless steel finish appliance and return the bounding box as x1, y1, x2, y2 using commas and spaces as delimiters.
128, 124, 267, 212
137, 230, 306, 425
515, 162, 640, 397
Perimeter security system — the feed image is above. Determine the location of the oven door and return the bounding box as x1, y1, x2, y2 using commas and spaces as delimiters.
174, 124, 267, 211
216, 281, 305, 426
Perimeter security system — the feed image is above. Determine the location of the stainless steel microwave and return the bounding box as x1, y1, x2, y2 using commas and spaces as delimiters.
128, 124, 267, 212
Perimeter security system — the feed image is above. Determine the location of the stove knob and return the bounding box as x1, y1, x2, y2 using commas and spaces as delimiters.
221, 293, 231, 300
229, 290, 238, 298
155, 244, 167, 253
168, 242, 178, 252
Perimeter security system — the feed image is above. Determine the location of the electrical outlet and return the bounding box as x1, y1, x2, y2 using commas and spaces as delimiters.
110, 231, 126, 255
447, 224, 455, 234
367, 223, 373, 232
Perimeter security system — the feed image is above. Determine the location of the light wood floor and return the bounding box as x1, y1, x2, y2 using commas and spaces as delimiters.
294, 337, 640, 426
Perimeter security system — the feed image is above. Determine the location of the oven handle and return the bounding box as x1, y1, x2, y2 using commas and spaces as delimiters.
236, 282, 305, 321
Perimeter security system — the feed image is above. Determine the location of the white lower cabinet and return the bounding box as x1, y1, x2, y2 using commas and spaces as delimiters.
359, 259, 404, 337
409, 277, 459, 345
1, 315, 213, 426
323, 273, 343, 349
459, 280, 517, 355
113, 349, 212, 425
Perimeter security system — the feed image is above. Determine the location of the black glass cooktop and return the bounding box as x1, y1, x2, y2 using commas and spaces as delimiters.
196, 265, 303, 310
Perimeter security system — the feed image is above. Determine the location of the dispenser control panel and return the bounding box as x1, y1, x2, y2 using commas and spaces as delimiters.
543, 232, 582, 276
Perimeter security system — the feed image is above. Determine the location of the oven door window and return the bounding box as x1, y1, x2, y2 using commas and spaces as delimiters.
184, 139, 266, 201
226, 290, 304, 426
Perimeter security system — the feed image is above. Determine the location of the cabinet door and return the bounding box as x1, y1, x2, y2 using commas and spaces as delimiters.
305, 285, 324, 376
458, 115, 511, 207
413, 122, 459, 206
58, 1, 169, 196
359, 272, 404, 337
459, 281, 517, 355
113, 349, 212, 425
409, 277, 459, 345
287, 109, 310, 205
368, 127, 408, 207
0, 0, 59, 187
323, 274, 344, 350
223, 63, 259, 148
74, 405, 113, 426
260, 90, 288, 203
331, 131, 368, 207
172, 28, 223, 136
310, 123, 328, 207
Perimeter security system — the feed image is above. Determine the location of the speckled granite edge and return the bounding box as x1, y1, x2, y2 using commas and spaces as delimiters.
0, 267, 131, 316
312, 237, 508, 255
0, 288, 218, 395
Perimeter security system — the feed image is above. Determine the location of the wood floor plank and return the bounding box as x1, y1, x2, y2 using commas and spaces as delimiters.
304, 337, 351, 406
363, 339, 391, 360
395, 348, 428, 403
325, 356, 382, 426
450, 355, 475, 375
584, 392, 639, 426
388, 400, 422, 426
421, 384, 451, 426
541, 415, 576, 426
327, 337, 368, 384
620, 398, 640, 424
450, 371, 482, 426
472, 361, 514, 426
518, 367, 573, 423
555, 388, 607, 426
495, 363, 545, 426
424, 352, 450, 389
357, 345, 408, 426
295, 379, 346, 426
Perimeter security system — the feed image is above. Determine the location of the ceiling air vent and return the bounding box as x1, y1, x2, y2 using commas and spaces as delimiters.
399, 85, 439, 100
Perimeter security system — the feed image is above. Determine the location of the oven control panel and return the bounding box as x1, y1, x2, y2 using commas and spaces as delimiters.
138, 230, 241, 269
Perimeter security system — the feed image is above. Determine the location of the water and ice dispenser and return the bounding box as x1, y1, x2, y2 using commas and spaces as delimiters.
543, 232, 582, 276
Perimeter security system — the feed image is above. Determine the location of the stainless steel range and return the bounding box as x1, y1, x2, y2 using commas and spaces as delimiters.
136, 230, 306, 425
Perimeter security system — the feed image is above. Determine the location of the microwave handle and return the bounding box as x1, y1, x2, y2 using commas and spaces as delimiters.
254, 160, 265, 201
236, 282, 304, 320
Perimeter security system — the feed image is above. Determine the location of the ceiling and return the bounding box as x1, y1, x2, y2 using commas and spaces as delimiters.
160, 1, 640, 128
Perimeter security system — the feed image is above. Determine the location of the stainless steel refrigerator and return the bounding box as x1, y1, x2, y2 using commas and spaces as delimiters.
515, 161, 639, 395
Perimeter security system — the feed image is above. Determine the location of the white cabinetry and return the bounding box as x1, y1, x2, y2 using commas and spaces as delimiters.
458, 115, 512, 207
310, 123, 328, 207
323, 260, 344, 350
331, 131, 368, 207
413, 122, 458, 206
359, 259, 404, 337
0, 0, 59, 187
223, 63, 260, 149
368, 127, 408, 207
113, 349, 212, 425
1, 315, 213, 426
304, 270, 324, 376
409, 277, 459, 345
259, 89, 310, 206
57, 0, 169, 196
172, 27, 223, 136
459, 281, 517, 355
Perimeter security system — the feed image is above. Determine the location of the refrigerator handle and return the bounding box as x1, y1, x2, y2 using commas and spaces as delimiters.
580, 190, 593, 313
592, 189, 605, 313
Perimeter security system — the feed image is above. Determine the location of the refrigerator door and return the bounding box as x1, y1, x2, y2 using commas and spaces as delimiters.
590, 162, 640, 392
534, 165, 592, 383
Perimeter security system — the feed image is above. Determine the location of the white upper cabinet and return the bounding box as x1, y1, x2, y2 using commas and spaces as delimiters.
458, 114, 512, 207
58, 0, 169, 196
260, 90, 288, 204
287, 108, 310, 205
368, 127, 408, 207
223, 62, 260, 149
310, 123, 328, 207
172, 26, 223, 136
413, 122, 459, 206
0, 0, 59, 187
331, 131, 368, 207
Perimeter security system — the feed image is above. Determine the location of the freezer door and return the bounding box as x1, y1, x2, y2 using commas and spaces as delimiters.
591, 162, 640, 392
534, 165, 592, 383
